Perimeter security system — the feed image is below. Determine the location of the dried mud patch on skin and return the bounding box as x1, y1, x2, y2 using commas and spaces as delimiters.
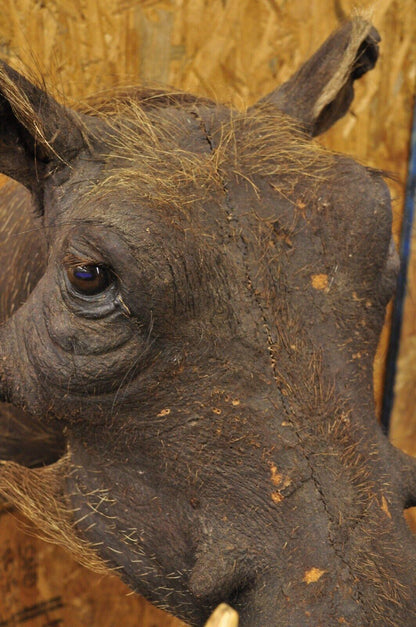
311, 273, 329, 291
303, 567, 326, 584
269, 462, 292, 503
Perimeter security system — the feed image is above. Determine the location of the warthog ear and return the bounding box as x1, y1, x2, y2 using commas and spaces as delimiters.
0, 62, 87, 193
259, 17, 380, 136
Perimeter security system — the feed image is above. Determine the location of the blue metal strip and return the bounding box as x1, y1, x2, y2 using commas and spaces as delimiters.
381, 98, 416, 433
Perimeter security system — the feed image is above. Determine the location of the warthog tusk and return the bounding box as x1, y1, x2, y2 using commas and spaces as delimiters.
204, 603, 239, 627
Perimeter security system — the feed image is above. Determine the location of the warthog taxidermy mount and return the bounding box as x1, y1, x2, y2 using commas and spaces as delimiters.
0, 16, 415, 626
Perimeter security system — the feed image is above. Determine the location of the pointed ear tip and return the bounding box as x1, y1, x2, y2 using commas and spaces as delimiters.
253, 16, 381, 133
0, 60, 13, 87
0, 59, 89, 188
351, 17, 381, 52
0, 59, 24, 84
326, 17, 380, 57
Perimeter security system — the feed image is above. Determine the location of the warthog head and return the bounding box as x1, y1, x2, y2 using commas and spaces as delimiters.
0, 17, 415, 626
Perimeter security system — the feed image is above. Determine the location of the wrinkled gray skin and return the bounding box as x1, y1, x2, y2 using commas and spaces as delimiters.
1, 18, 416, 627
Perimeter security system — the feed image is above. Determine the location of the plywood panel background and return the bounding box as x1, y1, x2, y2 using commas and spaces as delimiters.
0, 0, 414, 625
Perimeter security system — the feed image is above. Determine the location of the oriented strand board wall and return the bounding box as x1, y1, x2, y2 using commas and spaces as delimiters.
0, 503, 181, 627
0, 0, 414, 625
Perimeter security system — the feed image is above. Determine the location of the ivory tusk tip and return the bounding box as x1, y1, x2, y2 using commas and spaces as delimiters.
204, 603, 239, 627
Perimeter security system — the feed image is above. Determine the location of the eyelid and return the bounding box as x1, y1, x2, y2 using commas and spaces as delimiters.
63, 252, 103, 268
61, 251, 132, 319
64, 255, 122, 287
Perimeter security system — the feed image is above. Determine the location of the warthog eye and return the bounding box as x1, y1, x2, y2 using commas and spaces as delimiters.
66, 263, 114, 296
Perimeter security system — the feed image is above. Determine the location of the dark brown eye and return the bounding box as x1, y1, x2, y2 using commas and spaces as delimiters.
66, 264, 114, 296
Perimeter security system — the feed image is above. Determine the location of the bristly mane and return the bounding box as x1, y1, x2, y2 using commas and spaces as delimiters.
0, 60, 334, 213
77, 90, 335, 212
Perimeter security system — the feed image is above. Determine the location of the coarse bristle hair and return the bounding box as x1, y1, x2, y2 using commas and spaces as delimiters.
0, 454, 108, 573
76, 90, 334, 212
